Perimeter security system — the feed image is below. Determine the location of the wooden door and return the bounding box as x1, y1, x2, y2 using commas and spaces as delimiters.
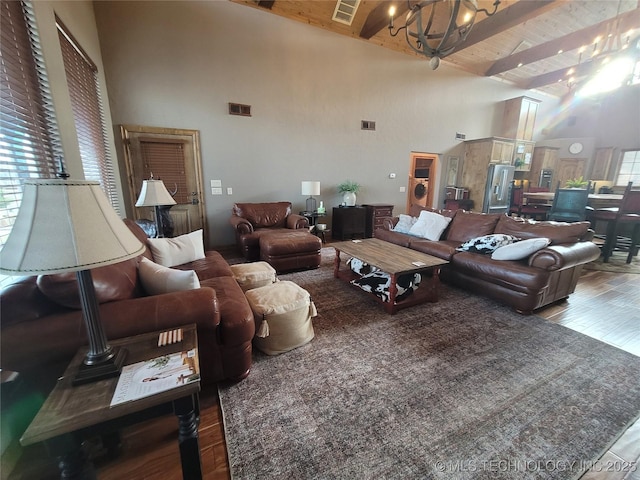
555, 158, 586, 190
120, 125, 207, 241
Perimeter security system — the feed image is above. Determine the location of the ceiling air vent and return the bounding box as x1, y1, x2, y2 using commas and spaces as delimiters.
332, 0, 360, 26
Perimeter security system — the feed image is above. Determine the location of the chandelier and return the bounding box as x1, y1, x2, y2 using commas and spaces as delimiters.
389, 0, 500, 70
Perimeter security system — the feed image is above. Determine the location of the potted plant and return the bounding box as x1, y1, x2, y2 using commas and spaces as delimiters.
337, 180, 360, 206
565, 177, 588, 188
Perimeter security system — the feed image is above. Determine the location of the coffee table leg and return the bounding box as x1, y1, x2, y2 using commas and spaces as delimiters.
428, 267, 441, 302
173, 394, 202, 480
386, 274, 399, 315
45, 433, 96, 480
333, 249, 341, 278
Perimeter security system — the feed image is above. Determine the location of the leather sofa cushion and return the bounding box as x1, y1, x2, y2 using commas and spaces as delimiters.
233, 202, 292, 228
445, 211, 502, 244
494, 215, 591, 245
173, 250, 235, 280
37, 257, 141, 309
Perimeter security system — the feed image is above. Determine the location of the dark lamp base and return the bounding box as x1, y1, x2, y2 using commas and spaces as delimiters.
72, 347, 127, 386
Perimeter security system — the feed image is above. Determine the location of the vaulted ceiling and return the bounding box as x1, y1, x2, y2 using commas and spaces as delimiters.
232, 0, 640, 98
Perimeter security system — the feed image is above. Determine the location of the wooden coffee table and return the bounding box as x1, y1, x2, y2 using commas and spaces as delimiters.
333, 238, 449, 314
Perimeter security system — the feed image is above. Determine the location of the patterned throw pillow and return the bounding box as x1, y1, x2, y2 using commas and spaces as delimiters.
392, 214, 417, 234
351, 271, 421, 302
456, 234, 520, 254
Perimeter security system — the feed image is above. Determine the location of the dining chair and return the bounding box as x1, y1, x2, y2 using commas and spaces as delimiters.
547, 181, 591, 223
589, 182, 640, 263
509, 183, 549, 220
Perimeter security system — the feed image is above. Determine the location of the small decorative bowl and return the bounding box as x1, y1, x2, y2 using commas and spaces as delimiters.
316, 223, 327, 231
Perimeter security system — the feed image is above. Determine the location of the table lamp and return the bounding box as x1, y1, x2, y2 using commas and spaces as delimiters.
0, 179, 145, 385
301, 181, 320, 213
135, 175, 177, 238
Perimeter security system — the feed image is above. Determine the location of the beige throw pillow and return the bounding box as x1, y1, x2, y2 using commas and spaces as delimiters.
408, 210, 452, 241
147, 230, 205, 267
138, 257, 200, 295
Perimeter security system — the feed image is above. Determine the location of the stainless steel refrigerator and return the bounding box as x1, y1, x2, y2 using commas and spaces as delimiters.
482, 164, 515, 214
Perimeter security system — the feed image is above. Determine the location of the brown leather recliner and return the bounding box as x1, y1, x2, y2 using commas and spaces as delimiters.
0, 220, 255, 387
230, 202, 310, 261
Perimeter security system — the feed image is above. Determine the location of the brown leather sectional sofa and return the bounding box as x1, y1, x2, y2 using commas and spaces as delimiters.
0, 220, 255, 387
376, 205, 601, 314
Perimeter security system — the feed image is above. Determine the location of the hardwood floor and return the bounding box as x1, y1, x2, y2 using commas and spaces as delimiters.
4, 265, 639, 480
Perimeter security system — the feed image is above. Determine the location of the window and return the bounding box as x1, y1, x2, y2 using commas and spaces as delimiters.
616, 150, 640, 187
0, 1, 61, 250
57, 18, 119, 212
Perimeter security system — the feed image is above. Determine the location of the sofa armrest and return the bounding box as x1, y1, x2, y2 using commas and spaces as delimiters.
287, 213, 309, 229
379, 216, 398, 231
230, 215, 253, 235
528, 241, 601, 271
1, 287, 220, 377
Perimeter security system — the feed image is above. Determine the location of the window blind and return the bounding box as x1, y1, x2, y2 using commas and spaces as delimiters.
0, 1, 61, 250
140, 141, 188, 204
57, 18, 119, 212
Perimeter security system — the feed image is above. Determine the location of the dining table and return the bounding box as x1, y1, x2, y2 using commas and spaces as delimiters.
523, 192, 623, 208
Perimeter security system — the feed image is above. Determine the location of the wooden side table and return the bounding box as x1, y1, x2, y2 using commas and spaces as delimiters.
363, 204, 394, 238
20, 325, 203, 480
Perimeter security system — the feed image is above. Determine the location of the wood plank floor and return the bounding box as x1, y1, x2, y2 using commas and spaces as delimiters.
4, 266, 640, 480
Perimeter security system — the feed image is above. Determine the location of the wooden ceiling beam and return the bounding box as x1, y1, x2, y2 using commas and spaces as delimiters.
360, 1, 410, 40
449, 0, 561, 54
486, 7, 640, 76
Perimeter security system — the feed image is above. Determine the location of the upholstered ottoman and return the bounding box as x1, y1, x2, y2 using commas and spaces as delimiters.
229, 261, 277, 291
259, 231, 321, 273
246, 280, 317, 355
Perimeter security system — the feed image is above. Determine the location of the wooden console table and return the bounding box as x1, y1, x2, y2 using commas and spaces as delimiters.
20, 325, 202, 479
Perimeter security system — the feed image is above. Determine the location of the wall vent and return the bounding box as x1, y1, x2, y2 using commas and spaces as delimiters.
455, 132, 466, 140
229, 103, 251, 117
252, 0, 275, 9
332, 0, 360, 26
361, 120, 376, 131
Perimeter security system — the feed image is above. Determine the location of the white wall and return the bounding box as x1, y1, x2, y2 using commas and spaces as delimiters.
93, 0, 561, 246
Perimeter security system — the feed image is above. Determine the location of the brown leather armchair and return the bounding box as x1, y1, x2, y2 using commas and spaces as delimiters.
230, 202, 309, 261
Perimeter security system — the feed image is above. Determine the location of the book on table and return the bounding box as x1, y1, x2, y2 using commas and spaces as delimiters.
110, 348, 200, 407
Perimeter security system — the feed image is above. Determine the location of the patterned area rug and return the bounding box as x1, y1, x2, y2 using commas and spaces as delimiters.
219, 248, 640, 479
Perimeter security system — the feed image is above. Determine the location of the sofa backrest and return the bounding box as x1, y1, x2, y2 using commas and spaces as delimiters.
444, 211, 503, 243
494, 215, 591, 244
232, 202, 292, 228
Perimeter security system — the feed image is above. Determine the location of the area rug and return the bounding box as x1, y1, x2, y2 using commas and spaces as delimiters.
219, 248, 640, 480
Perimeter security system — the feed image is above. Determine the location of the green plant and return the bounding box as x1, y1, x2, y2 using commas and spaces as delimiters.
337, 180, 361, 194
565, 176, 588, 188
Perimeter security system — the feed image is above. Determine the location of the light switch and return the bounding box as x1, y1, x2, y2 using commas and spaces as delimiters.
211, 179, 222, 187
400, 186, 406, 192
227, 187, 233, 195
211, 187, 222, 195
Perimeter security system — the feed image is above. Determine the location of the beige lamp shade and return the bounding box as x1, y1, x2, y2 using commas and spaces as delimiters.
136, 179, 177, 207
301, 181, 320, 196
0, 179, 145, 275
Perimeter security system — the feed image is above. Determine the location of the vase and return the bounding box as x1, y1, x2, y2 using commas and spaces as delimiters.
343, 191, 356, 206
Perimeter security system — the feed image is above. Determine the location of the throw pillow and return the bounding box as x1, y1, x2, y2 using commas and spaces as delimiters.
407, 210, 452, 241
392, 214, 417, 234
147, 230, 205, 267
351, 271, 421, 303
457, 234, 519, 254
138, 257, 200, 295
491, 237, 551, 261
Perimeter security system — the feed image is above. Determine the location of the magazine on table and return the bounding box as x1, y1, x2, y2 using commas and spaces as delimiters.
110, 349, 200, 407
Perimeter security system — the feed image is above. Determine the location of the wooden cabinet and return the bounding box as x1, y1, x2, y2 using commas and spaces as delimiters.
529, 146, 558, 187
363, 204, 393, 238
461, 138, 515, 210
332, 206, 366, 240
592, 147, 614, 180
501, 96, 540, 141
513, 140, 535, 172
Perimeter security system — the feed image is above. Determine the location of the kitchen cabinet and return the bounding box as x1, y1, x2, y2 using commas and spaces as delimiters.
501, 96, 540, 141
591, 147, 614, 180
513, 140, 536, 172
529, 146, 559, 187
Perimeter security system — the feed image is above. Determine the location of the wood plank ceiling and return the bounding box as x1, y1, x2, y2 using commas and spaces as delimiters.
231, 0, 640, 98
